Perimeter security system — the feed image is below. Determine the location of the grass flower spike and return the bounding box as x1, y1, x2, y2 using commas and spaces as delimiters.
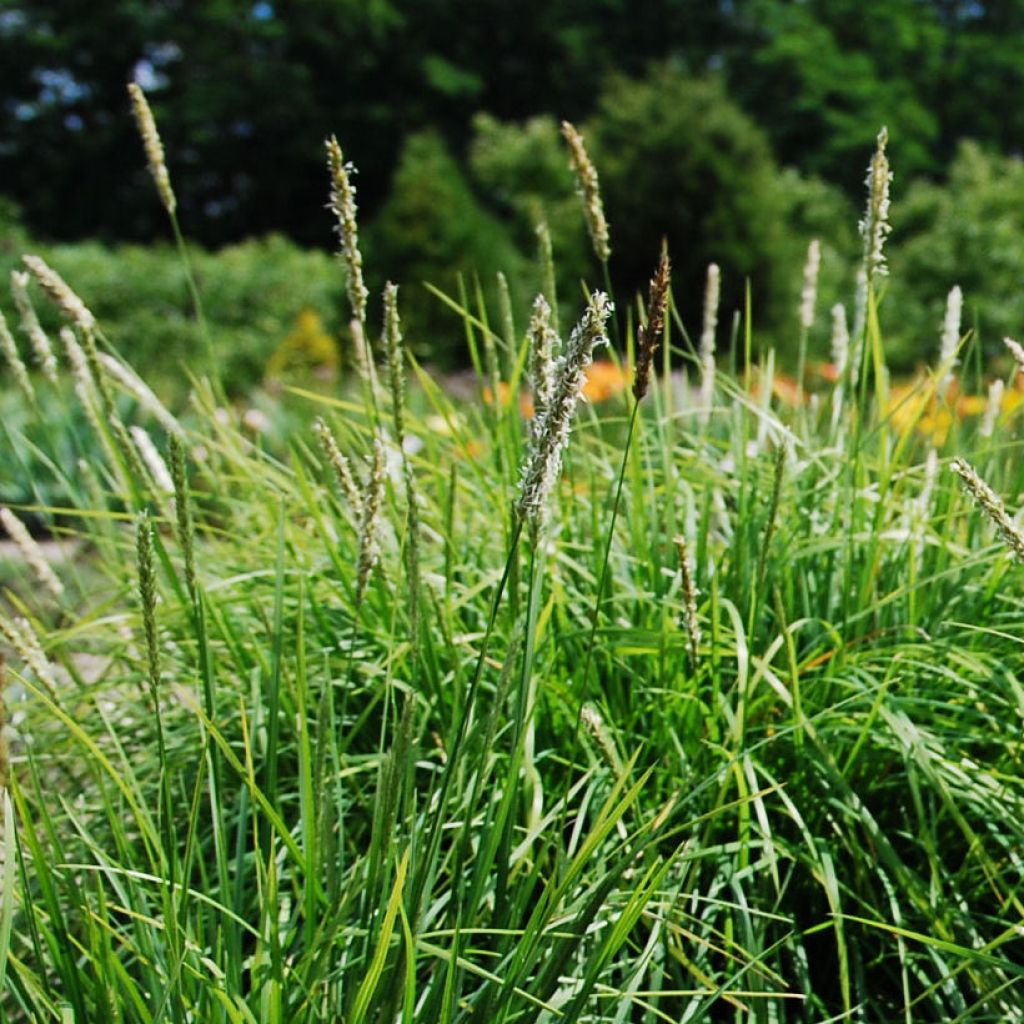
0, 307, 34, 403
980, 379, 1004, 438
10, 270, 58, 383
674, 533, 701, 670
128, 82, 176, 215
0, 614, 58, 695
0, 507, 63, 598
99, 352, 183, 437
326, 135, 369, 325
1004, 336, 1024, 375
22, 255, 96, 334
799, 239, 821, 332
938, 284, 962, 393
633, 249, 671, 401
314, 417, 364, 516
950, 457, 1024, 564
831, 303, 850, 377
518, 291, 613, 528
130, 426, 175, 495
356, 437, 387, 604
860, 126, 893, 283
528, 294, 558, 430
561, 120, 610, 263
698, 263, 720, 424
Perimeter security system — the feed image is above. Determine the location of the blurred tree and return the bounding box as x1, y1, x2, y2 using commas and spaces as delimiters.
0, 0, 731, 245
589, 66, 790, 337
886, 141, 1024, 372
726, 0, 944, 192
364, 129, 527, 364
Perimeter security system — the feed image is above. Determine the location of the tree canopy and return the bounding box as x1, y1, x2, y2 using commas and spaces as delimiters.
5, 1, 1021, 248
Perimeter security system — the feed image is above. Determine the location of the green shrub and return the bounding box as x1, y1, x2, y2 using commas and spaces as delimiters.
365, 130, 528, 364
590, 66, 791, 338
1, 234, 341, 398
468, 112, 591, 308
886, 141, 1024, 371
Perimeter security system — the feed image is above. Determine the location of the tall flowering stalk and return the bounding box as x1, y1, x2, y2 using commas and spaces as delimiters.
314, 417, 364, 518
127, 83, 212, 373
633, 250, 671, 401
860, 127, 893, 286
698, 263, 721, 427
0, 508, 63, 599
527, 294, 558, 436
938, 285, 962, 395
0, 308, 34, 403
830, 302, 850, 431
10, 270, 58, 383
799, 240, 821, 333
674, 534, 701, 671
561, 121, 610, 264
326, 136, 369, 326
1004, 336, 1024, 375
99, 353, 183, 438
356, 438, 387, 605
383, 283, 422, 655
22, 255, 96, 335
980, 379, 1004, 439
796, 239, 821, 398
128, 83, 176, 216
950, 457, 1024, 564
851, 128, 892, 391
517, 291, 613, 530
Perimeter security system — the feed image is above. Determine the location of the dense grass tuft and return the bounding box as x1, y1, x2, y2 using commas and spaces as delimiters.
2, 126, 1024, 1023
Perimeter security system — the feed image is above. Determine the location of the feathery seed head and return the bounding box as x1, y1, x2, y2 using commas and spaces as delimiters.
130, 426, 174, 495
950, 456, 1024, 564
517, 291, 613, 529
168, 435, 197, 598
128, 82, 176, 214
0, 307, 34, 403
0, 614, 58, 695
830, 303, 850, 377
0, 507, 63, 599
22, 255, 95, 333
699, 263, 721, 363
326, 135, 369, 325
980, 379, 1004, 439
561, 120, 610, 263
382, 282, 407, 443
10, 270, 58, 383
314, 417, 364, 516
356, 436, 387, 604
99, 353, 182, 437
938, 285, 962, 392
580, 702, 622, 775
698, 263, 721, 424
633, 249, 671, 401
528, 294, 558, 429
674, 534, 701, 671
135, 511, 162, 698
799, 239, 821, 332
1004, 336, 1024, 375
859, 127, 893, 282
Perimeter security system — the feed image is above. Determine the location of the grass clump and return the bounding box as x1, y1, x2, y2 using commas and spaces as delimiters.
1, 106, 1024, 1024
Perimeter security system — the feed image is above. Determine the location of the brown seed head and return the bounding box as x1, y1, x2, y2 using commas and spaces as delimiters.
633, 249, 671, 401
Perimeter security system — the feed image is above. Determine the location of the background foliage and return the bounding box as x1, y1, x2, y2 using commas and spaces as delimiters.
4, 1, 1024, 373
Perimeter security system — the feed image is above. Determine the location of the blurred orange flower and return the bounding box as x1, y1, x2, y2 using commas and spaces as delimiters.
582, 360, 629, 402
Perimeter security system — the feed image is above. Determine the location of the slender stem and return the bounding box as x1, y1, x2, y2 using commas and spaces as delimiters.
552, 398, 640, 883
578, 399, 640, 699
408, 518, 524, 927
170, 214, 218, 389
